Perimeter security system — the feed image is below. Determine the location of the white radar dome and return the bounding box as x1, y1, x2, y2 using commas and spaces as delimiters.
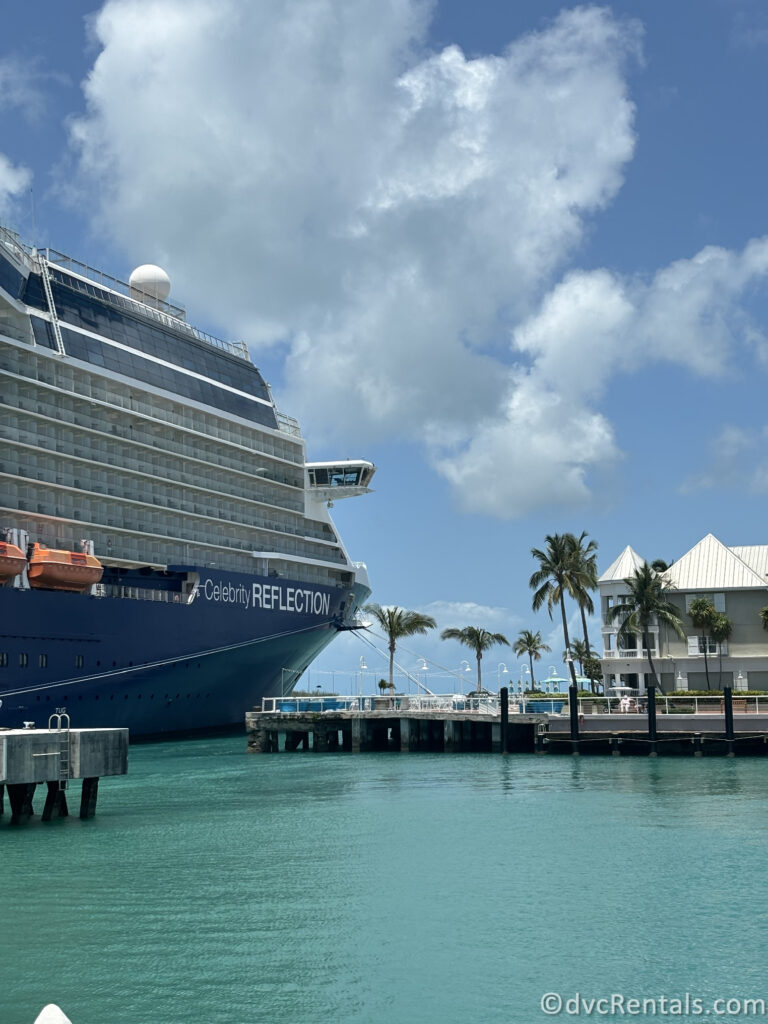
129, 264, 171, 305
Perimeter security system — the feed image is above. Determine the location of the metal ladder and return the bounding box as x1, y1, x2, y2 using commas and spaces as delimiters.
38, 255, 66, 356
48, 709, 71, 789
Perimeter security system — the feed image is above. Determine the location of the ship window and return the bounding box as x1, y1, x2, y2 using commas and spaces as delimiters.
38, 654, 47, 668
19, 653, 28, 667
0, 653, 7, 667
75, 655, 84, 668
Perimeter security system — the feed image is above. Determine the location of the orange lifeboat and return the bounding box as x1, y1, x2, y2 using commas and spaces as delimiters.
0, 541, 27, 583
27, 543, 103, 593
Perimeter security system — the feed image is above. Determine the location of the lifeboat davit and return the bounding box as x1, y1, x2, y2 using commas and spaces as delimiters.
27, 543, 103, 593
0, 541, 27, 583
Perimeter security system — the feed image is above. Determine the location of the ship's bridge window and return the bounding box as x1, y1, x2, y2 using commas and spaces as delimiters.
309, 466, 364, 487
0, 653, 7, 667
19, 653, 28, 667
332, 469, 362, 486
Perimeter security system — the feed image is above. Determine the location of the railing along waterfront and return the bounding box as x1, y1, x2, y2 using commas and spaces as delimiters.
259, 693, 768, 717
260, 694, 502, 714
576, 694, 768, 716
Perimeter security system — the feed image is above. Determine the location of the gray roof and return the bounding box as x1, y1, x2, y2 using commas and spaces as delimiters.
598, 545, 646, 584
663, 534, 767, 591
729, 545, 768, 581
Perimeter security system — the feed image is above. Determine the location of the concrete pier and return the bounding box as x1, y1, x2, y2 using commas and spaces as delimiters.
246, 708, 548, 755
0, 727, 128, 825
246, 699, 768, 758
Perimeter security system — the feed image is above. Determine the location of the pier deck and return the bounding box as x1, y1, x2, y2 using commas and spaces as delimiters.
246, 705, 548, 754
0, 725, 128, 824
246, 690, 768, 757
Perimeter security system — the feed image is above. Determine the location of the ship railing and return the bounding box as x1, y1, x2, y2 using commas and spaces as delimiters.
0, 224, 33, 266
43, 257, 252, 363
276, 412, 302, 437
44, 249, 187, 318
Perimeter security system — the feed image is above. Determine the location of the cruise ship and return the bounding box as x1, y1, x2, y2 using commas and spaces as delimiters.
0, 225, 374, 735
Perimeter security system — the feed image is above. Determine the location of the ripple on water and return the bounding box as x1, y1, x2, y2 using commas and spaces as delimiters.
2, 740, 768, 1024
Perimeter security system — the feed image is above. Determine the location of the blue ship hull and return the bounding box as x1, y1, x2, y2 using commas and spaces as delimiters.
0, 567, 363, 735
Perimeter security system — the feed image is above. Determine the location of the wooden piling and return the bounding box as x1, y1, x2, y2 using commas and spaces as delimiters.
568, 685, 580, 755
313, 727, 329, 752
351, 717, 362, 753
400, 718, 412, 753
41, 782, 69, 822
724, 686, 735, 757
500, 687, 509, 755
79, 777, 99, 819
443, 719, 456, 753
647, 685, 658, 757
8, 782, 37, 825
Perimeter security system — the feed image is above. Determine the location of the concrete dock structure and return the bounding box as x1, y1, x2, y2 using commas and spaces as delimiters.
246, 706, 548, 754
0, 722, 128, 825
246, 688, 768, 757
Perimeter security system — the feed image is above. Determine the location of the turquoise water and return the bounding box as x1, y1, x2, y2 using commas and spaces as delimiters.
2, 740, 768, 1024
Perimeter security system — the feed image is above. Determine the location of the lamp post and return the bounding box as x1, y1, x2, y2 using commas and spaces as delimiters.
459, 660, 471, 695
359, 656, 367, 701
496, 662, 508, 693
417, 657, 428, 697
519, 665, 531, 692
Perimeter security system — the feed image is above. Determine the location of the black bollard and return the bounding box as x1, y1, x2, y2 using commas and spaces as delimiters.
723, 686, 735, 757
500, 686, 509, 755
568, 684, 580, 755
647, 684, 657, 757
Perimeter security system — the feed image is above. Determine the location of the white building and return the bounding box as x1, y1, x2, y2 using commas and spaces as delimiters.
600, 534, 768, 692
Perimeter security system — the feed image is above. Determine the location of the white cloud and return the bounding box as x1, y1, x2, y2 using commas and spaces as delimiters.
0, 154, 31, 218
67, 1, 768, 518
0, 57, 38, 217
682, 423, 768, 495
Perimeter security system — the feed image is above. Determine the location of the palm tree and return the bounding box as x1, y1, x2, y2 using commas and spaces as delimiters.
760, 606, 768, 633
529, 533, 580, 686
364, 604, 436, 689
567, 531, 599, 657
688, 598, 717, 691
440, 626, 509, 692
564, 638, 590, 675
711, 612, 732, 690
512, 629, 551, 690
607, 563, 686, 694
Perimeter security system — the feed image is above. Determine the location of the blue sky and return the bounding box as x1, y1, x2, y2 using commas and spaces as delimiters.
3, 0, 768, 691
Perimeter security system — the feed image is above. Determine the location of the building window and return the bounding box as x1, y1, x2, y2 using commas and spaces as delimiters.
687, 636, 724, 656
685, 593, 725, 613
39, 654, 47, 668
